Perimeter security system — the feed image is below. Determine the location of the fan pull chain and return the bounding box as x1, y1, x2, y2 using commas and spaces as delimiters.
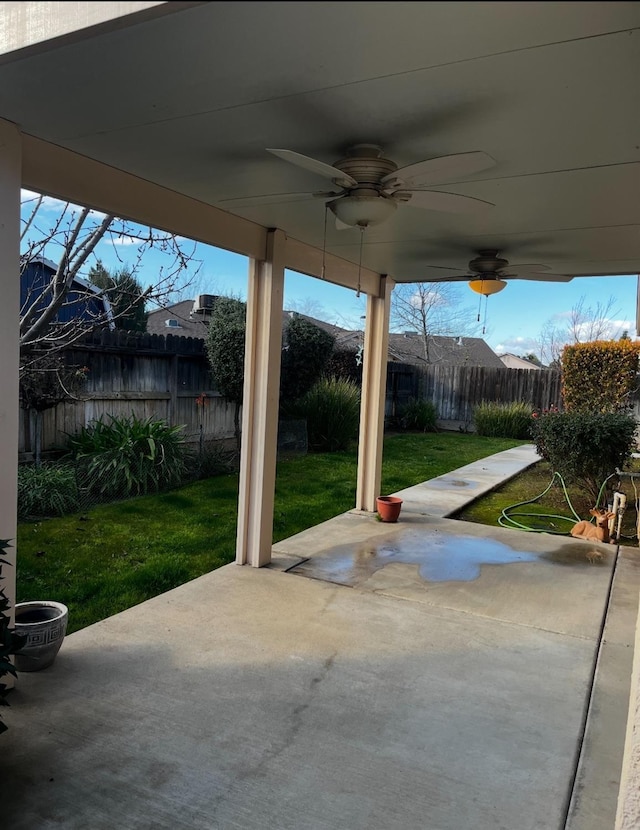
321, 204, 329, 280
482, 296, 489, 335
356, 226, 365, 298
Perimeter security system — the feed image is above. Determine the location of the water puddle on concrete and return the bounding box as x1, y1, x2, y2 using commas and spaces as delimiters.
288, 527, 608, 587
423, 477, 477, 490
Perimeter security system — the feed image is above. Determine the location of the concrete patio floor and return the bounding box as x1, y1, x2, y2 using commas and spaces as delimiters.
2, 445, 639, 829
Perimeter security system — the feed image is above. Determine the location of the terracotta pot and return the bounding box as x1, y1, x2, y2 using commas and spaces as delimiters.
376, 496, 403, 523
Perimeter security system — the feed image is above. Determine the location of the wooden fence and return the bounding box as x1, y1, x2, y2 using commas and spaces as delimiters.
20, 330, 236, 457
387, 363, 563, 431
21, 332, 566, 457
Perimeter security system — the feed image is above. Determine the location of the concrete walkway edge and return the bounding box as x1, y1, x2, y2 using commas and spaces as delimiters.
616, 592, 640, 828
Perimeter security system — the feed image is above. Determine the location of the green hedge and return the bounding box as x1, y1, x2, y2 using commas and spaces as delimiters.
562, 340, 640, 413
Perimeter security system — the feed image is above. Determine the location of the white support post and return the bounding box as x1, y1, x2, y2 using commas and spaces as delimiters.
236, 229, 285, 567
0, 119, 21, 658
356, 276, 393, 512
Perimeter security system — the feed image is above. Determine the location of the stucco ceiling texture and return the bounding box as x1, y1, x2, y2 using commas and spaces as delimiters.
2, 1, 639, 283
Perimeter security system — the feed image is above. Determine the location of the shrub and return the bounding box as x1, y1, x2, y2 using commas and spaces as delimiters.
66, 414, 192, 500
561, 340, 640, 413
205, 297, 246, 406
324, 348, 363, 385
205, 296, 246, 446
280, 314, 335, 403
530, 409, 637, 502
397, 399, 438, 432
289, 377, 361, 452
194, 440, 237, 479
473, 401, 534, 439
17, 463, 80, 519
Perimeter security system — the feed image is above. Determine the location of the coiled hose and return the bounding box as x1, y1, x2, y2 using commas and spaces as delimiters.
498, 471, 618, 535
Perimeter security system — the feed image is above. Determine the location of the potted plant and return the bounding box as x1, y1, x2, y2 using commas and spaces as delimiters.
376, 495, 403, 523
0, 540, 26, 733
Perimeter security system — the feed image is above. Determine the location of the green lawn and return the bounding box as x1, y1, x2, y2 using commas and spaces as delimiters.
453, 459, 640, 543
17, 432, 524, 633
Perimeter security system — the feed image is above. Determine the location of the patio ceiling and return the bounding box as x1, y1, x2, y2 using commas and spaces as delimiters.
1, 1, 639, 286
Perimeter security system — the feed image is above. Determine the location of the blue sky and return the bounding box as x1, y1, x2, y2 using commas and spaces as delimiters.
21, 190, 637, 359
121, 239, 637, 360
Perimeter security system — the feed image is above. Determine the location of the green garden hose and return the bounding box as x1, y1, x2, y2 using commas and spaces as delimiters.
498, 471, 618, 535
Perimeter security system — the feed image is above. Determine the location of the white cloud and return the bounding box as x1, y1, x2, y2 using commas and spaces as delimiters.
20, 189, 65, 212
109, 235, 140, 246
550, 310, 574, 321
409, 289, 448, 309
611, 318, 634, 336
495, 336, 540, 355
21, 189, 108, 220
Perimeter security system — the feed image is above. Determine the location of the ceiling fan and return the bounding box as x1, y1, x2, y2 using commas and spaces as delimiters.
424, 250, 574, 292
425, 250, 574, 334
219, 144, 497, 228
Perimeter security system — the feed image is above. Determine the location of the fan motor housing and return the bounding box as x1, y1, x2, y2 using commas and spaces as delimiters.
469, 250, 509, 274
333, 145, 397, 186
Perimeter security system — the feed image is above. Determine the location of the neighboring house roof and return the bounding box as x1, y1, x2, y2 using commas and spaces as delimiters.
286, 318, 503, 369
146, 299, 212, 338
388, 332, 504, 368
146, 302, 364, 345
498, 353, 543, 371
20, 255, 114, 329
146, 301, 502, 368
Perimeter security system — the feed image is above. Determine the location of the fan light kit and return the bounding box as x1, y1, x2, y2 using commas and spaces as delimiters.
328, 191, 397, 228
468, 278, 507, 296
218, 144, 497, 229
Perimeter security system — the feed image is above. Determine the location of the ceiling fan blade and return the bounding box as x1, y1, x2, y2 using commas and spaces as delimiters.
312, 190, 347, 199
217, 191, 313, 207
401, 274, 470, 283
266, 148, 357, 187
382, 151, 496, 188
507, 273, 574, 283
404, 190, 495, 214
423, 265, 469, 274
500, 264, 550, 277
500, 264, 573, 281
429, 274, 472, 282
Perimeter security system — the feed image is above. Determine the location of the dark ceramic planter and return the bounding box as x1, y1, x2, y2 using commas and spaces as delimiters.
13, 601, 68, 672
376, 496, 403, 523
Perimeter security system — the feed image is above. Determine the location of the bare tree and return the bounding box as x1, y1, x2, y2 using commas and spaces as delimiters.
537, 294, 625, 366
18, 192, 203, 461
567, 295, 623, 343
284, 296, 328, 319
20, 191, 202, 361
537, 319, 566, 368
391, 282, 480, 362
